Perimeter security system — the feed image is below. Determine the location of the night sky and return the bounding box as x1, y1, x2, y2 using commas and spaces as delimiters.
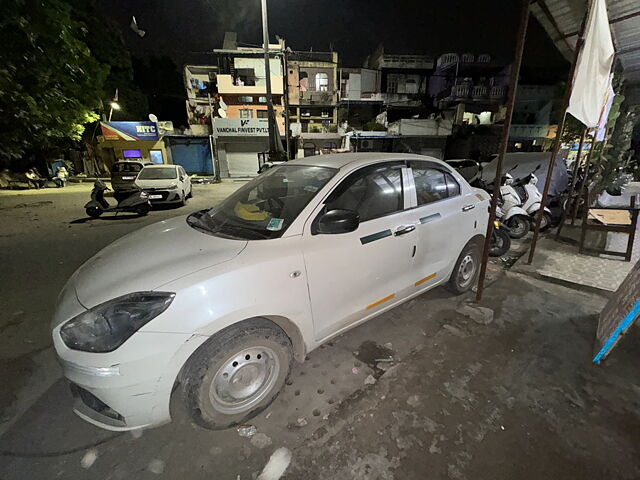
103, 0, 568, 79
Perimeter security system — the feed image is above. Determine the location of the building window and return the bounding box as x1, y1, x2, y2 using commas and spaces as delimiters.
315, 72, 329, 92
257, 110, 268, 118
240, 109, 254, 119
149, 150, 164, 164
258, 96, 267, 103
238, 96, 253, 103
387, 75, 398, 94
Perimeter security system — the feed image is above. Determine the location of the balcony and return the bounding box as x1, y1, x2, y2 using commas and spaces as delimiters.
490, 85, 507, 100
472, 85, 489, 100
451, 84, 471, 99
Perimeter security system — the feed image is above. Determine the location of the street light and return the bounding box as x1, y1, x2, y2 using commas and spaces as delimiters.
108, 89, 120, 121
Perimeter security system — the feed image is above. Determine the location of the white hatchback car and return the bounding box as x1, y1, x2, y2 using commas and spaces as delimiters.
51, 153, 489, 431
136, 164, 192, 206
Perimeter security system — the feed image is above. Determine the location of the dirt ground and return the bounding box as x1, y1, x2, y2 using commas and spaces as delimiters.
1, 184, 639, 479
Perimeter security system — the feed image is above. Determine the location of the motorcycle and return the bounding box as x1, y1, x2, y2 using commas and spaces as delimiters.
489, 219, 511, 257
85, 180, 151, 218
489, 205, 511, 257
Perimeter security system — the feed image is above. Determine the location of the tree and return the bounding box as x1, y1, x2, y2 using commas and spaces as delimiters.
0, 0, 108, 168
68, 0, 149, 121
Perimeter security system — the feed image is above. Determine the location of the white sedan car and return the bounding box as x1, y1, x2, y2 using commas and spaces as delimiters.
136, 164, 192, 206
51, 153, 489, 431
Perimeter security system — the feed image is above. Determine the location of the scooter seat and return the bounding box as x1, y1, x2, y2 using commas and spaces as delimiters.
514, 185, 528, 203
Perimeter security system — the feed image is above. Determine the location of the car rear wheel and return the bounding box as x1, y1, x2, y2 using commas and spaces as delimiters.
181, 319, 292, 430
447, 239, 481, 294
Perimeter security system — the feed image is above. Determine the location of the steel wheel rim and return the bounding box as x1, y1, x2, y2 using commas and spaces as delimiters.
510, 218, 527, 236
458, 254, 476, 288
540, 214, 549, 229
209, 346, 280, 414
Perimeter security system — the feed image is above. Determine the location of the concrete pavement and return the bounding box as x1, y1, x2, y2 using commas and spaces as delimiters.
1, 185, 640, 479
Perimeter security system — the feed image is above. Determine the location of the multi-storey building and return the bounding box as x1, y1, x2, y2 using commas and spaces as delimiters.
287, 51, 339, 133
182, 34, 287, 177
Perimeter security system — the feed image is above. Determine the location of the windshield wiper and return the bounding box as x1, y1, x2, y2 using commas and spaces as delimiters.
221, 224, 271, 239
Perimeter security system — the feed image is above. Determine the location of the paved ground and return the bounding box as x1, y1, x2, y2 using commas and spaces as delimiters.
1, 185, 639, 479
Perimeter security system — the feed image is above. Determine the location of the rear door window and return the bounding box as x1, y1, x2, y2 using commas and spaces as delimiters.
409, 162, 461, 206
325, 163, 404, 222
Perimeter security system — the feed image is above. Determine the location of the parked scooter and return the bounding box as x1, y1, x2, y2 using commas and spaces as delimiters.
85, 180, 151, 218
502, 164, 552, 234
494, 165, 531, 239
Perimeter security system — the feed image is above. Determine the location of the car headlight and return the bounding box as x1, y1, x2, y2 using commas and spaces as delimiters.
167, 183, 178, 190
60, 292, 175, 353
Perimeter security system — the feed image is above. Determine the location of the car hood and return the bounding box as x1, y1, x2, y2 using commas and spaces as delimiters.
72, 215, 247, 309
135, 178, 179, 189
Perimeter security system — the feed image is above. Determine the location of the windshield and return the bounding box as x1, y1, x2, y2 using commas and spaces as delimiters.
187, 165, 336, 240
112, 162, 142, 173
138, 167, 177, 180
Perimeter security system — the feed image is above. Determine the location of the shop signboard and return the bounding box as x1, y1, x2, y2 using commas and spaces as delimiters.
212, 118, 270, 137
100, 121, 160, 141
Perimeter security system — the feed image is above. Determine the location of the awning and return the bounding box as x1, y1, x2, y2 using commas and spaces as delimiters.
531, 0, 640, 88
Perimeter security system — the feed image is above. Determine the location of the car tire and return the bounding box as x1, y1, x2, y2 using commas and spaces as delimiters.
506, 215, 530, 239
179, 191, 187, 207
181, 319, 292, 430
447, 238, 481, 295
187, 187, 193, 199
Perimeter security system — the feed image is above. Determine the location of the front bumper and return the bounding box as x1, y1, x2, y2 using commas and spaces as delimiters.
143, 189, 182, 204
53, 326, 201, 431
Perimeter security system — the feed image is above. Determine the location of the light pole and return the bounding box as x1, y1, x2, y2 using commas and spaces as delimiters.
260, 0, 286, 161
108, 89, 120, 122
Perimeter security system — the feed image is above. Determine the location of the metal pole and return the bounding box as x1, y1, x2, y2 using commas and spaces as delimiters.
527, 5, 590, 265
282, 47, 292, 159
261, 0, 284, 158
208, 94, 221, 181
570, 130, 592, 223
572, 132, 596, 221
555, 126, 587, 239
475, 0, 530, 302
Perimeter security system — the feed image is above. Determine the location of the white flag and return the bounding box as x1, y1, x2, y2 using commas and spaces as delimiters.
566, 0, 614, 128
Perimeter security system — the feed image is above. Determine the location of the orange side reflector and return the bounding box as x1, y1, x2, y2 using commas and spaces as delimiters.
366, 294, 395, 310
415, 273, 436, 287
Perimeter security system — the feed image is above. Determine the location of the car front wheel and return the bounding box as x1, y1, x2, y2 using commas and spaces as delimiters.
181, 319, 292, 430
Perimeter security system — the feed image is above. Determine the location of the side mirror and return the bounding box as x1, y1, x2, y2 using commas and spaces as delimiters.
316, 209, 359, 234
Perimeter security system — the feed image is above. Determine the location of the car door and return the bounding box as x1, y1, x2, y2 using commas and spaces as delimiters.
301, 162, 419, 341
406, 160, 473, 286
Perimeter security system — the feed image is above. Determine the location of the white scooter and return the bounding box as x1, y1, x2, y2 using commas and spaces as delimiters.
498, 168, 532, 239
503, 165, 552, 234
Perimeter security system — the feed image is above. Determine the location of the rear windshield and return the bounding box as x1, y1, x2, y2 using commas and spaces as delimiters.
138, 167, 177, 180
112, 162, 142, 173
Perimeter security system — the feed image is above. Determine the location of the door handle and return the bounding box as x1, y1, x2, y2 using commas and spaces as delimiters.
394, 225, 416, 236
462, 204, 475, 212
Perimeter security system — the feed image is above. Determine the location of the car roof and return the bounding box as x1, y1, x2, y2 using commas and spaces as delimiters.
141, 164, 176, 168
286, 152, 448, 170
